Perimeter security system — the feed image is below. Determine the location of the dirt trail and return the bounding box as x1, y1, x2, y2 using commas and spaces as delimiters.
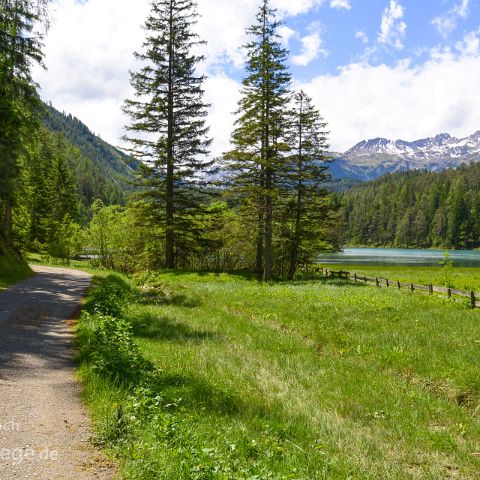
0, 265, 114, 479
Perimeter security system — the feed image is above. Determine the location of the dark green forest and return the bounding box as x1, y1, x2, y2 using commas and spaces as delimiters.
4, 105, 137, 258
341, 163, 480, 249
43, 103, 137, 205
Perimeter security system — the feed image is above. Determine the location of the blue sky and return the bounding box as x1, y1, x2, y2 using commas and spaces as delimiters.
34, 0, 480, 154
280, 0, 480, 81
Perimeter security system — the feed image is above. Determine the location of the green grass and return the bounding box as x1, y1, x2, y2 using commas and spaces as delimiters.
27, 252, 107, 276
78, 270, 480, 479
318, 264, 480, 292
0, 241, 32, 289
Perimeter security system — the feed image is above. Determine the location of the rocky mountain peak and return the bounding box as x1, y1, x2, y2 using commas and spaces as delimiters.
331, 130, 480, 181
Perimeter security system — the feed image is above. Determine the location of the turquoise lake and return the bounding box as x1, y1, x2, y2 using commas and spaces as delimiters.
318, 248, 480, 267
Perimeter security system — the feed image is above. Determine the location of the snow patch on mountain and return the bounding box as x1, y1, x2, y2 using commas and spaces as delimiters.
333, 130, 480, 180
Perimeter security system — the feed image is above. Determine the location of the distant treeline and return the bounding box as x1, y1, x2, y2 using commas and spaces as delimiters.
341, 162, 480, 249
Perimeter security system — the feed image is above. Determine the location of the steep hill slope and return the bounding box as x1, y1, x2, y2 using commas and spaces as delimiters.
42, 103, 138, 205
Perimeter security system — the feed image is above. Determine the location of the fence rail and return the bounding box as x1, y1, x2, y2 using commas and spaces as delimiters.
311, 267, 480, 309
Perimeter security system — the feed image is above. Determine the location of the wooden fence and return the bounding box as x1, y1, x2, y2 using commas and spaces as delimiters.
311, 267, 480, 309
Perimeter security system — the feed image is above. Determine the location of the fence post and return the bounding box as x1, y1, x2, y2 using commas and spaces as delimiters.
354, 273, 357, 283
471, 291, 476, 309
386, 279, 389, 288
410, 283, 414, 292
397, 281, 401, 290
448, 288, 452, 298
376, 277, 380, 287
429, 284, 433, 295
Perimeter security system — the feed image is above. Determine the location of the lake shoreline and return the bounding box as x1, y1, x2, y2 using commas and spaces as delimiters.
319, 247, 480, 268
342, 245, 480, 252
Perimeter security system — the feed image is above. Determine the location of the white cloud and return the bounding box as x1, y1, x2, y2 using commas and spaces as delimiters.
278, 26, 297, 48
454, 0, 470, 18
273, 0, 323, 16
33, 0, 344, 156
33, 0, 150, 147
204, 74, 242, 157
32, 0, 480, 159
301, 31, 480, 151
432, 0, 470, 38
455, 29, 480, 56
378, 0, 407, 50
355, 31, 369, 44
292, 23, 328, 66
330, 0, 351, 10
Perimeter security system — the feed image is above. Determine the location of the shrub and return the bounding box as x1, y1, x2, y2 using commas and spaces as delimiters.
86, 314, 155, 386
85, 274, 133, 317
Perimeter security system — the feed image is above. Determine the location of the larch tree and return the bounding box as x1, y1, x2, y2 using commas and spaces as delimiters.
123, 0, 212, 269
282, 91, 332, 279
224, 0, 291, 281
0, 0, 48, 242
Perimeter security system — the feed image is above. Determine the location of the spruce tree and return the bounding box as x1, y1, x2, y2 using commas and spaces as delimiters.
123, 0, 211, 269
0, 0, 48, 242
17, 129, 81, 250
282, 91, 331, 279
224, 0, 291, 281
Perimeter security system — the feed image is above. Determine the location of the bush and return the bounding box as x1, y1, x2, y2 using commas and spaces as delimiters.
86, 313, 155, 386
85, 273, 133, 317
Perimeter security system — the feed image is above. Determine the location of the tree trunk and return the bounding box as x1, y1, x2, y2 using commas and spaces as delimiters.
289, 103, 304, 280
288, 195, 301, 280
165, 1, 175, 269
166, 164, 174, 269
264, 165, 273, 281
256, 210, 264, 273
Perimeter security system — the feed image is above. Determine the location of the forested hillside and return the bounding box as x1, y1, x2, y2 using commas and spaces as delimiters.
7, 106, 138, 257
341, 163, 480, 249
42, 103, 136, 206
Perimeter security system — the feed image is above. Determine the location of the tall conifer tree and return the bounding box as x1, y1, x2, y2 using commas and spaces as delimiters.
123, 0, 211, 269
282, 91, 331, 279
224, 0, 291, 281
0, 0, 48, 241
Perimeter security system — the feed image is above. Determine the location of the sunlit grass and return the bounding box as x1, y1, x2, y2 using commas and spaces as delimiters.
79, 271, 480, 479
319, 263, 480, 292
27, 252, 108, 276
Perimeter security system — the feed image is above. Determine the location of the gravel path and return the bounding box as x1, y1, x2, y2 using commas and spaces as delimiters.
0, 266, 115, 479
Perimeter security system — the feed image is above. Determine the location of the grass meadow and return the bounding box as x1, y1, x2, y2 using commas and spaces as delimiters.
77, 268, 480, 479
318, 263, 480, 292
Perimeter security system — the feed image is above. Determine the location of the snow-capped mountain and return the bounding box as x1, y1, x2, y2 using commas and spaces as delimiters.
331, 131, 480, 181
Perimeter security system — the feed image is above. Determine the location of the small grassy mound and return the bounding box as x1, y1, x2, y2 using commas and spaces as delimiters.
0, 239, 32, 289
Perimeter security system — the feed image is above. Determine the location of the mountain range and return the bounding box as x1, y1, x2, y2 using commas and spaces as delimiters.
42, 103, 480, 192
331, 131, 480, 181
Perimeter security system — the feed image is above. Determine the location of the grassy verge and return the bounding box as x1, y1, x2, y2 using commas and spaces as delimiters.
78, 271, 480, 479
318, 264, 480, 292
27, 252, 105, 276
0, 241, 32, 289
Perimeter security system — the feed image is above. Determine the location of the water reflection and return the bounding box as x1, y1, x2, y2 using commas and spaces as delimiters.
318, 248, 480, 267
